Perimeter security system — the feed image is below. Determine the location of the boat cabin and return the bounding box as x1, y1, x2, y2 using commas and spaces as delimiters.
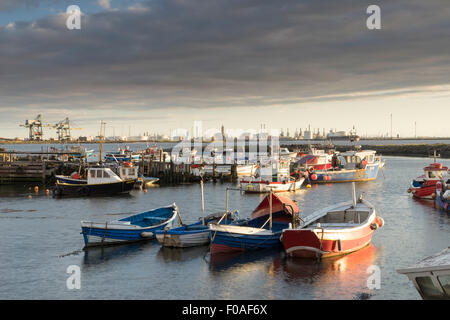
335, 150, 377, 170
118, 163, 139, 180
397, 247, 450, 300
257, 159, 290, 181
87, 167, 123, 184
423, 163, 449, 180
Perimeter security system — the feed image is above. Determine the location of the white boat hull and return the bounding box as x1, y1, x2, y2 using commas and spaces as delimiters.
155, 230, 210, 248
240, 178, 305, 193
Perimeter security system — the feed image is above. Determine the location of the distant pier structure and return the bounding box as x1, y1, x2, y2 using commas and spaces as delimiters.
0, 148, 85, 185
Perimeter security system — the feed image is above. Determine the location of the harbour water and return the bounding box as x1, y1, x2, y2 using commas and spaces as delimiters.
0, 156, 449, 300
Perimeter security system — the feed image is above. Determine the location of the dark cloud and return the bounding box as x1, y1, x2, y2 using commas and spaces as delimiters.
1, 0, 450, 113
0, 0, 65, 11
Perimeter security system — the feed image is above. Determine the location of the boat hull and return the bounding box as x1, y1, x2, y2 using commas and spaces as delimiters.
81, 206, 178, 247
437, 194, 449, 212
240, 178, 304, 193
310, 163, 380, 183
54, 179, 136, 197
209, 227, 283, 254
282, 215, 382, 258
155, 224, 210, 248
408, 181, 438, 199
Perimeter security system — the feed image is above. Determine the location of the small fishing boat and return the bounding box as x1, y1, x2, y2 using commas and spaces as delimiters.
240, 159, 304, 193
81, 204, 179, 247
155, 180, 237, 248
397, 247, 450, 300
135, 176, 160, 189
281, 183, 384, 259
53, 167, 136, 197
436, 180, 450, 212
407, 163, 449, 199
209, 191, 299, 254
50, 145, 94, 160
105, 147, 141, 162
56, 162, 141, 188
306, 150, 382, 183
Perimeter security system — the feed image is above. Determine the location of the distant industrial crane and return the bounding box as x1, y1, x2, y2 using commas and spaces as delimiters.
20, 114, 53, 141
54, 117, 83, 141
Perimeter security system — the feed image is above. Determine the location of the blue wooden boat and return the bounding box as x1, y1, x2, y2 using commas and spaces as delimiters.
308, 150, 383, 183
209, 192, 298, 254
81, 204, 179, 247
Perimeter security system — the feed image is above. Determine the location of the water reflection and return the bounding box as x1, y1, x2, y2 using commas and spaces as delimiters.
156, 246, 209, 263
208, 248, 282, 273
412, 198, 437, 210
82, 242, 153, 266
277, 244, 378, 299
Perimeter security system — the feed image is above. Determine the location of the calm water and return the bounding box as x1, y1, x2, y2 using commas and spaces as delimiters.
0, 156, 449, 300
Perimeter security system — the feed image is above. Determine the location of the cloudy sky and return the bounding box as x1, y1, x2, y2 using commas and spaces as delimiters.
1, 0, 449, 139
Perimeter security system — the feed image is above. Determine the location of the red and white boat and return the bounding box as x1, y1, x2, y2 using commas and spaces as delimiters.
240, 159, 304, 193
281, 184, 384, 258
293, 148, 334, 170
407, 163, 449, 199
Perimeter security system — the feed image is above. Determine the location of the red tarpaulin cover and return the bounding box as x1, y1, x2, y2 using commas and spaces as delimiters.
250, 193, 299, 219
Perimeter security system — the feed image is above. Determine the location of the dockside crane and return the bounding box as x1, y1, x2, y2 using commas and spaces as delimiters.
20, 114, 53, 141
54, 117, 83, 141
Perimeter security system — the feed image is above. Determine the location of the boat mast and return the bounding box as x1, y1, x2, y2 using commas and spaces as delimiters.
200, 178, 205, 226
269, 189, 273, 230
99, 120, 106, 165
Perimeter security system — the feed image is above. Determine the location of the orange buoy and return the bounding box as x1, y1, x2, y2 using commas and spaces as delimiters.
375, 216, 385, 228
34, 186, 39, 193
310, 174, 317, 181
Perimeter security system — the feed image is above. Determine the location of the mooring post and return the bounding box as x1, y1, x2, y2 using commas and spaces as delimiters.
41, 160, 46, 185
213, 160, 217, 183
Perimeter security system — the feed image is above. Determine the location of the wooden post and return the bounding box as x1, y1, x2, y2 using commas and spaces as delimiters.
42, 160, 46, 185
231, 161, 237, 182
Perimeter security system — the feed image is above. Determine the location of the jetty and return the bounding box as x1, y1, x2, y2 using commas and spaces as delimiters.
0, 148, 85, 185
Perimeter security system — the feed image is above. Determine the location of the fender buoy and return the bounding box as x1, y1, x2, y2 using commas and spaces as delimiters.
310, 174, 317, 181
375, 216, 384, 228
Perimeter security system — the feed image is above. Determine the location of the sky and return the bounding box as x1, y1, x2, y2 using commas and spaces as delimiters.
1, 0, 450, 139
